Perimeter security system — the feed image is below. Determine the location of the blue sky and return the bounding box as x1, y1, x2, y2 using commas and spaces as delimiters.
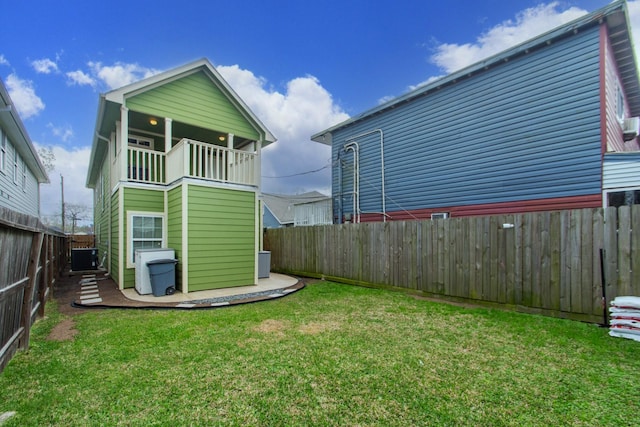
1, 0, 638, 224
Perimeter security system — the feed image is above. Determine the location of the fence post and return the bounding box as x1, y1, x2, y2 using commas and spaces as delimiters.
18, 232, 44, 350
37, 234, 50, 318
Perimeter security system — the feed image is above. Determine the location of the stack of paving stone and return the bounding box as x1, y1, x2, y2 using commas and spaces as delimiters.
609, 296, 640, 342
78, 274, 102, 304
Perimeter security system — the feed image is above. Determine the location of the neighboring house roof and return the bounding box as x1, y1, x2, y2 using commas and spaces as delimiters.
312, 0, 640, 143
0, 80, 49, 184
86, 58, 276, 187
262, 191, 329, 226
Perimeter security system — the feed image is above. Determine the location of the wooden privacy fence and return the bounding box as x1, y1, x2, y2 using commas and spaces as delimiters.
67, 234, 95, 258
0, 207, 67, 373
265, 207, 640, 323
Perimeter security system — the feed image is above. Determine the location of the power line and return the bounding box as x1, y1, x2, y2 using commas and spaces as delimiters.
262, 159, 334, 179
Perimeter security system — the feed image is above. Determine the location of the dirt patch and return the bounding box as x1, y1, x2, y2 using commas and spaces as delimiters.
410, 294, 483, 310
253, 319, 289, 335
299, 321, 341, 335
47, 318, 78, 341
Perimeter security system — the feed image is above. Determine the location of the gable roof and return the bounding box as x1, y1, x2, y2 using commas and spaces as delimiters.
102, 58, 275, 143
86, 58, 276, 187
312, 0, 640, 144
0, 79, 49, 184
262, 191, 329, 225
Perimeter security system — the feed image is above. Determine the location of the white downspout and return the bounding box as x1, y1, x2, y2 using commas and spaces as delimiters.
344, 141, 360, 223
119, 106, 129, 182
345, 129, 386, 222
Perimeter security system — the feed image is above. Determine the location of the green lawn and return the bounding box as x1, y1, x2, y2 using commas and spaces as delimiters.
1, 281, 638, 426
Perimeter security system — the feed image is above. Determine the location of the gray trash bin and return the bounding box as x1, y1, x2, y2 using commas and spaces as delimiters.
147, 259, 178, 296
258, 251, 271, 279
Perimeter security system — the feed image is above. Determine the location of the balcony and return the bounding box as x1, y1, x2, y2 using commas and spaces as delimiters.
119, 138, 258, 187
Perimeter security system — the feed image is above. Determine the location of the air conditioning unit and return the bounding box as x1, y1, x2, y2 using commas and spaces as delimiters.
623, 117, 639, 141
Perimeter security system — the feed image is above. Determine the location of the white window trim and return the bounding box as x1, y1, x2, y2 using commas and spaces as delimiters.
13, 150, 18, 184
21, 160, 26, 192
126, 210, 166, 268
603, 186, 640, 208
128, 134, 155, 150
0, 128, 6, 174
616, 82, 625, 123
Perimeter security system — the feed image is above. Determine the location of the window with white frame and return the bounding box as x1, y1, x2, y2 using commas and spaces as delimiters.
128, 212, 164, 265
128, 135, 154, 150
13, 150, 18, 184
607, 189, 640, 207
0, 128, 6, 173
617, 83, 625, 122
22, 160, 26, 191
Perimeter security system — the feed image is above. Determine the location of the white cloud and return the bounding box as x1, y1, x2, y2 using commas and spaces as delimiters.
66, 69, 96, 87
5, 74, 45, 119
408, 75, 445, 92
0, 54, 9, 66
431, 2, 587, 74
378, 95, 396, 105
35, 143, 93, 224
47, 123, 74, 142
31, 58, 58, 74
218, 65, 349, 194
88, 61, 161, 90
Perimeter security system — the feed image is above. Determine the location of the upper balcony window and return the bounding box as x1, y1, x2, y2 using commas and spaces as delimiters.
128, 135, 155, 150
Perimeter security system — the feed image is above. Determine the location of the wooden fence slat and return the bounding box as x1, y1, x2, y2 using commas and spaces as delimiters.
481, 216, 491, 300
424, 221, 431, 290
579, 209, 593, 314
18, 232, 44, 350
468, 216, 479, 299
591, 209, 605, 316
487, 216, 497, 302
617, 206, 632, 296
569, 210, 583, 314
632, 205, 640, 293
539, 212, 551, 310
504, 214, 516, 305
603, 207, 618, 302
513, 214, 523, 306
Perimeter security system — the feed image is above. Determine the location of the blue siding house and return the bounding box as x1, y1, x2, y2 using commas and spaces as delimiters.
312, 1, 640, 222
0, 79, 49, 217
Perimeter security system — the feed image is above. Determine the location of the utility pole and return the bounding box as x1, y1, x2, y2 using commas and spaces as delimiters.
61, 174, 65, 233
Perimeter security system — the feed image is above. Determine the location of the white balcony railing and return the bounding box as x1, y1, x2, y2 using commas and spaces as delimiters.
127, 147, 165, 184
117, 138, 257, 187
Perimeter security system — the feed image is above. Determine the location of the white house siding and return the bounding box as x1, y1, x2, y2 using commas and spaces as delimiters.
603, 153, 640, 190
0, 133, 40, 217
294, 199, 332, 226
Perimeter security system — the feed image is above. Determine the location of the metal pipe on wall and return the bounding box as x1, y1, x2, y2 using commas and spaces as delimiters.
344, 141, 360, 223
345, 129, 386, 222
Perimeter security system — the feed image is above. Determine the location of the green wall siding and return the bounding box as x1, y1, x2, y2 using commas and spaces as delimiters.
187, 185, 255, 291
110, 190, 120, 287
94, 163, 111, 272
122, 186, 165, 288
125, 71, 260, 141
167, 185, 183, 290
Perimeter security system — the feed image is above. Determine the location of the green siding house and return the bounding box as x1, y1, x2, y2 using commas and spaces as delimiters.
86, 59, 276, 293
